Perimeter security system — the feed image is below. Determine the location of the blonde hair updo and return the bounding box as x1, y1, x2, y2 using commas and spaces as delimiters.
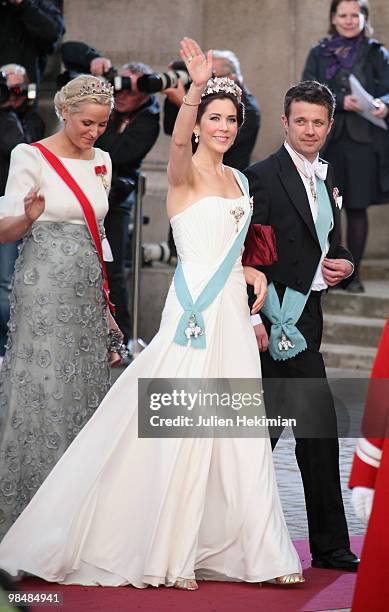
54, 74, 114, 119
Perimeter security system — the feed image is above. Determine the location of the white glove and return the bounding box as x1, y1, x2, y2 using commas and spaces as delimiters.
351, 486, 374, 525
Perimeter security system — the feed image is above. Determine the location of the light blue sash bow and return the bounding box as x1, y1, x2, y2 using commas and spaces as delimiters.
261, 178, 333, 361
173, 170, 251, 349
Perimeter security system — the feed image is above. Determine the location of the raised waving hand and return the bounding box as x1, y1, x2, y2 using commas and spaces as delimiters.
179, 37, 213, 88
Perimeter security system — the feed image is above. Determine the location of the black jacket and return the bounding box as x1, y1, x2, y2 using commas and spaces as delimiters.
0, 0, 64, 88
163, 86, 261, 171
302, 37, 389, 197
61, 41, 160, 183
60, 41, 102, 75
96, 101, 160, 183
245, 146, 353, 296
0, 106, 44, 194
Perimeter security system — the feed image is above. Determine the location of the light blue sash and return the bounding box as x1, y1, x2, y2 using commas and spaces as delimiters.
261, 178, 333, 361
173, 170, 251, 349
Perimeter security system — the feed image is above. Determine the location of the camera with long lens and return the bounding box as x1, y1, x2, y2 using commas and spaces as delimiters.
136, 66, 191, 94
0, 71, 36, 105
57, 61, 191, 96
104, 65, 191, 95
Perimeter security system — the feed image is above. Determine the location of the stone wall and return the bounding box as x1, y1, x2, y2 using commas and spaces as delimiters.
63, 0, 389, 161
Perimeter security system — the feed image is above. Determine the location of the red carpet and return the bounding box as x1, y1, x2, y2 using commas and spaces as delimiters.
20, 536, 363, 612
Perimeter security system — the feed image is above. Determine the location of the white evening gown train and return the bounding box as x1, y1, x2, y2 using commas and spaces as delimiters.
0, 174, 301, 586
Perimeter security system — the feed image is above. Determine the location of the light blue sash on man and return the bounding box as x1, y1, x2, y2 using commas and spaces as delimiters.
173, 170, 251, 349
261, 178, 333, 361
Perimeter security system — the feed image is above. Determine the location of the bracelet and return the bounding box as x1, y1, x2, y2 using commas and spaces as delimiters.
182, 94, 201, 106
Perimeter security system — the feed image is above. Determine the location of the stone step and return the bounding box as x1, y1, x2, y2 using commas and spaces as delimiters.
322, 286, 389, 319
322, 342, 377, 371
360, 259, 389, 280
323, 313, 386, 348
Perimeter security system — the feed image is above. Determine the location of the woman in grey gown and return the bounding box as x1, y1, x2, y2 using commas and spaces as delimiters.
0, 75, 121, 538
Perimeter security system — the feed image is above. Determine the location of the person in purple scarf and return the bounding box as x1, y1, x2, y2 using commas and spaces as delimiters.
303, 0, 389, 293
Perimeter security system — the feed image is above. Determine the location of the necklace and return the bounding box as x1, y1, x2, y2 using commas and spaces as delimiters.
289, 145, 319, 205
294, 164, 317, 205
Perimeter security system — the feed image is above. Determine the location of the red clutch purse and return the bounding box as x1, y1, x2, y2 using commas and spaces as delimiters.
242, 224, 278, 267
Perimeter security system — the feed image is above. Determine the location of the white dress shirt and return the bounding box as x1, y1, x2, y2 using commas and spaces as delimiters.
284, 141, 331, 291
251, 142, 352, 328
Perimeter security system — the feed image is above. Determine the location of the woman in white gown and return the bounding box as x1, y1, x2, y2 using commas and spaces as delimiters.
0, 38, 303, 589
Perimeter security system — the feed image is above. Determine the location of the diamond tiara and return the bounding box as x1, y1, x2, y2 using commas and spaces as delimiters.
201, 77, 242, 103
79, 80, 114, 97
75, 80, 114, 99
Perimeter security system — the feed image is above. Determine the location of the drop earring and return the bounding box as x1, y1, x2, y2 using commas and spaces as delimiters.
194, 132, 199, 144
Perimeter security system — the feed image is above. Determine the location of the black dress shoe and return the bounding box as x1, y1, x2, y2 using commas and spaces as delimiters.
312, 549, 359, 572
345, 277, 365, 293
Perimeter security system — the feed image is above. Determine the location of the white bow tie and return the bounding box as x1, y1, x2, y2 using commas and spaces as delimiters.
284, 142, 328, 182
304, 158, 328, 182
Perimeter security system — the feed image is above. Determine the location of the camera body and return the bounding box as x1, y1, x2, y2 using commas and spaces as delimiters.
104, 68, 133, 93
57, 65, 191, 96
0, 71, 36, 106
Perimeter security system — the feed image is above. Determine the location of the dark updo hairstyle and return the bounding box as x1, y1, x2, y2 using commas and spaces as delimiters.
196, 92, 245, 128
328, 0, 372, 37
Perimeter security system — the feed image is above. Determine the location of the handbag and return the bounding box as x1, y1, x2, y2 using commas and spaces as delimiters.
241, 223, 278, 267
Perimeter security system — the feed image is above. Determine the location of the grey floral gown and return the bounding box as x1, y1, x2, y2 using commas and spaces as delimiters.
0, 144, 112, 538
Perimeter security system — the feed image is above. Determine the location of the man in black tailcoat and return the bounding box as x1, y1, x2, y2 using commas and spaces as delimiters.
245, 81, 359, 572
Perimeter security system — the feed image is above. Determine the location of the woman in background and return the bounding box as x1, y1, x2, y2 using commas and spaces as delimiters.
302, 0, 389, 293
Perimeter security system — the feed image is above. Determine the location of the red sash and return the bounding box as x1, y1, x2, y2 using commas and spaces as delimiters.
31, 142, 115, 314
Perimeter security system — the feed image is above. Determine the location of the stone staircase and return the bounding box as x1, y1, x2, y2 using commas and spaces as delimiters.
322, 261, 389, 370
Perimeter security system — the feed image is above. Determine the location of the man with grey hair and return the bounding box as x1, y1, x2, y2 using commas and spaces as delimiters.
212, 49, 244, 83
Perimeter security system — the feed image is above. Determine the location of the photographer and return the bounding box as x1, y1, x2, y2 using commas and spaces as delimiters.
61, 42, 160, 346
0, 63, 44, 365
163, 49, 261, 170
0, 0, 64, 96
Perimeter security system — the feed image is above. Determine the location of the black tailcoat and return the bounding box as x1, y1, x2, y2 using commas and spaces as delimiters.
244, 145, 353, 558
245, 145, 352, 296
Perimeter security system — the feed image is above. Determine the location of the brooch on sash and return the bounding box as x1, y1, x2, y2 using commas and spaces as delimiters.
278, 332, 295, 352
184, 314, 204, 340
95, 164, 109, 190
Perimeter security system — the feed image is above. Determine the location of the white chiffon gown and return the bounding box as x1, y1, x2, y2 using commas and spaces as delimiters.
0, 171, 302, 586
